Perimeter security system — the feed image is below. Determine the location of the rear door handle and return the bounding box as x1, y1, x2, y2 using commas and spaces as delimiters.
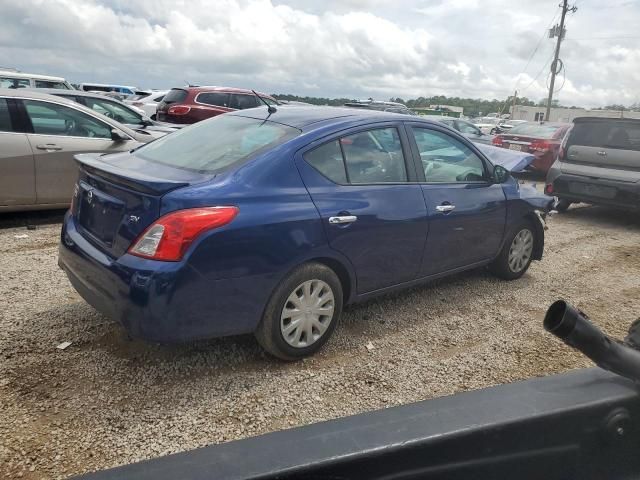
596, 151, 607, 156
36, 144, 63, 151
436, 204, 456, 213
329, 215, 358, 224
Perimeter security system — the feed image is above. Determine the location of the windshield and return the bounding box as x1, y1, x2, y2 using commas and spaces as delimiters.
508, 123, 564, 138
134, 114, 300, 173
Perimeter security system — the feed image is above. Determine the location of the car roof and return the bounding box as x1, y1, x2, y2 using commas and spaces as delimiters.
573, 116, 640, 124
0, 70, 67, 82
0, 88, 139, 136
177, 86, 274, 97
230, 105, 436, 130
22, 87, 128, 101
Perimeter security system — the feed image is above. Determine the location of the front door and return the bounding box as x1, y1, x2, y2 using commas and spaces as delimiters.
296, 125, 428, 294
20, 99, 137, 205
407, 125, 506, 276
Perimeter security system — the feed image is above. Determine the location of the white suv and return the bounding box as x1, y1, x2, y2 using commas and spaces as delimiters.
0, 69, 74, 90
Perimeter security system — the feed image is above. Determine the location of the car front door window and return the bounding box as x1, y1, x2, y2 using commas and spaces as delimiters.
81, 97, 143, 125
412, 128, 487, 183
23, 100, 113, 139
457, 121, 481, 136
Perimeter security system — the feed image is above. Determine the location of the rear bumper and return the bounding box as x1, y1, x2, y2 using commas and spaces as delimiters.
547, 167, 640, 210
58, 212, 270, 342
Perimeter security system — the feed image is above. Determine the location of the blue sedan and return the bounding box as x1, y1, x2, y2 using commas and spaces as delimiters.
58, 106, 551, 360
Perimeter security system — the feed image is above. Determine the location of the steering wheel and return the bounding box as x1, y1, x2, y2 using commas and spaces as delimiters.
101, 110, 115, 119
64, 119, 77, 134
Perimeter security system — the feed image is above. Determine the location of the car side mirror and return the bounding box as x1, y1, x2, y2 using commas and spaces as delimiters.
493, 165, 510, 183
111, 128, 128, 142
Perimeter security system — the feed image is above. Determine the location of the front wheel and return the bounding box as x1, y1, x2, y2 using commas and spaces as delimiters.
255, 263, 343, 361
489, 221, 535, 280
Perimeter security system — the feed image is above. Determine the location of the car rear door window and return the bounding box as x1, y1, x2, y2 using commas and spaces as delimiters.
23, 100, 112, 139
0, 98, 13, 132
229, 94, 259, 110
34, 80, 68, 89
412, 128, 487, 183
304, 140, 347, 184
197, 92, 230, 108
0, 77, 30, 89
341, 128, 407, 183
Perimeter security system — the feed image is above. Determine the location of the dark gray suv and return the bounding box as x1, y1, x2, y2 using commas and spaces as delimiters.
546, 117, 640, 211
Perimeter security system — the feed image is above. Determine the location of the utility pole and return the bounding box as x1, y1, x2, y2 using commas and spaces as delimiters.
511, 90, 518, 119
546, 0, 577, 121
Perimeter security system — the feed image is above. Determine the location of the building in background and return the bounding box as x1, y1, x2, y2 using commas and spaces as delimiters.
510, 105, 640, 122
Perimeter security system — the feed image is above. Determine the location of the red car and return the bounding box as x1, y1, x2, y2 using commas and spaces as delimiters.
156, 86, 278, 124
492, 122, 571, 173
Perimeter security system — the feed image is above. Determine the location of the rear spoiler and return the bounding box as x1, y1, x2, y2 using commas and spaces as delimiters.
75, 153, 198, 195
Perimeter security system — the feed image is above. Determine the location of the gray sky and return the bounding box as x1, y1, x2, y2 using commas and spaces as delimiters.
1, 0, 639, 107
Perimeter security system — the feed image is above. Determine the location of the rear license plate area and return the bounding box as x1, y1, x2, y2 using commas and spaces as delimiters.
509, 144, 523, 151
78, 182, 125, 246
569, 182, 617, 199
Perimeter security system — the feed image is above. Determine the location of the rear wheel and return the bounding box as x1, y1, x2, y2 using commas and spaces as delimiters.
255, 263, 343, 361
489, 221, 535, 280
555, 198, 572, 213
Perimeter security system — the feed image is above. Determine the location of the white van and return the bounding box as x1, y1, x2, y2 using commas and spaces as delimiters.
0, 69, 74, 90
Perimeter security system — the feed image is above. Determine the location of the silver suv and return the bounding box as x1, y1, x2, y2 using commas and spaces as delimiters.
546, 117, 640, 212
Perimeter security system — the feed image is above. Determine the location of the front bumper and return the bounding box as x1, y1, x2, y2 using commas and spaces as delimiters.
58, 212, 269, 342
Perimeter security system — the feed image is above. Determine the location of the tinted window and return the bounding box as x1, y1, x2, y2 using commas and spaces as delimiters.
24, 100, 112, 139
0, 98, 13, 132
229, 94, 258, 110
197, 92, 229, 107
508, 123, 564, 138
412, 128, 486, 182
569, 121, 640, 152
152, 94, 165, 102
304, 140, 347, 184
134, 115, 300, 174
80, 97, 142, 125
34, 80, 69, 89
162, 88, 188, 104
341, 128, 407, 183
0, 77, 30, 89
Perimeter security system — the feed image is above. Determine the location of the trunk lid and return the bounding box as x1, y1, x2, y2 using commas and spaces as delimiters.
73, 151, 207, 258
561, 118, 640, 182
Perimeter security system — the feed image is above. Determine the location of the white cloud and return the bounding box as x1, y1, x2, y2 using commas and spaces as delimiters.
0, 0, 638, 107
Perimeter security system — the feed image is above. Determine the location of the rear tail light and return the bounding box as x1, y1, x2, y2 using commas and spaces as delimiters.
128, 207, 239, 261
70, 183, 79, 215
531, 140, 553, 153
544, 183, 554, 195
492, 136, 504, 147
167, 105, 192, 115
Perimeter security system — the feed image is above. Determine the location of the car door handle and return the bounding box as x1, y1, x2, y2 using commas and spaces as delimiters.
329, 215, 358, 224
436, 204, 456, 213
596, 151, 607, 156
36, 144, 62, 151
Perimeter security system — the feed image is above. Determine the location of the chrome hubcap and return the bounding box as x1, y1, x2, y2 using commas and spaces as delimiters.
508, 228, 533, 273
280, 279, 335, 348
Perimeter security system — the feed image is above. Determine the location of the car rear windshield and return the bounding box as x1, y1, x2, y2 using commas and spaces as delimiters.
568, 120, 640, 151
507, 123, 563, 138
162, 88, 188, 104
133, 115, 301, 174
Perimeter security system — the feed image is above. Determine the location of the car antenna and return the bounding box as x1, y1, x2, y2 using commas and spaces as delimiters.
253, 90, 277, 115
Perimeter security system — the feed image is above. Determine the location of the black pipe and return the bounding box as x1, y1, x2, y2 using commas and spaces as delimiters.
544, 299, 640, 383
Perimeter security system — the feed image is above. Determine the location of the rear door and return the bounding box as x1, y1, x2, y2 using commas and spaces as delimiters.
19, 98, 139, 205
0, 97, 36, 207
406, 124, 506, 275
296, 124, 428, 294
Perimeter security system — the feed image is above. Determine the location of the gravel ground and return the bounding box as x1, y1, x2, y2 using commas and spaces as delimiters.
1, 203, 639, 479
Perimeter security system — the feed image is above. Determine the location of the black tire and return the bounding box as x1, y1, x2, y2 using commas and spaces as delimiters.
489, 220, 536, 280
255, 262, 343, 361
555, 198, 572, 213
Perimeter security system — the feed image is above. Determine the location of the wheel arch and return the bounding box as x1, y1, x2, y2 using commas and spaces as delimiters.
524, 213, 545, 260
